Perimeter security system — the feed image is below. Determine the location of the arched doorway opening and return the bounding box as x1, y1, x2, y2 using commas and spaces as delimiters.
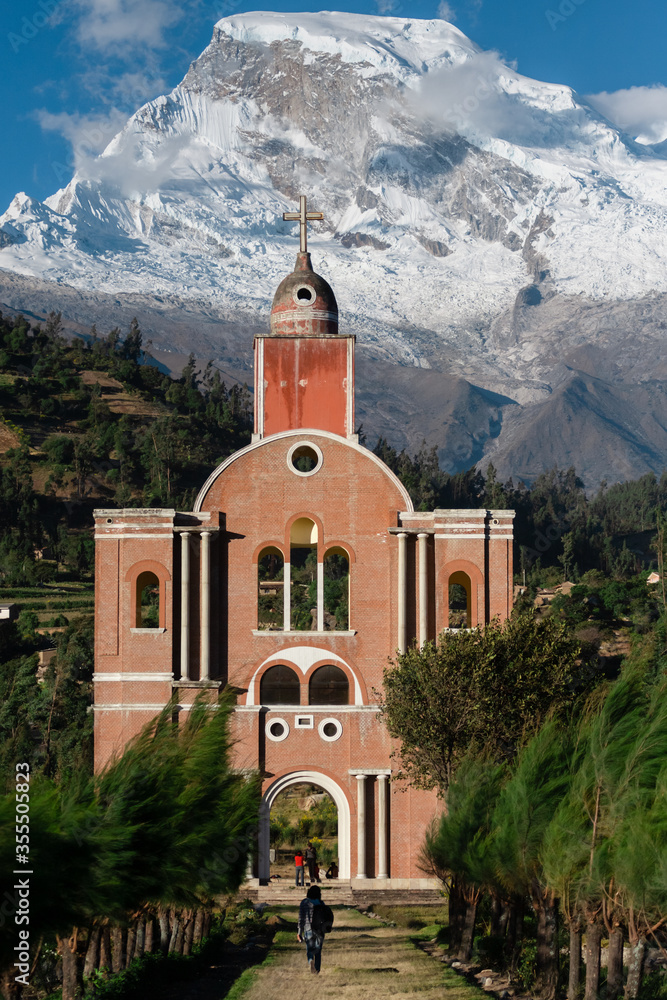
258, 770, 351, 882
448, 571, 471, 628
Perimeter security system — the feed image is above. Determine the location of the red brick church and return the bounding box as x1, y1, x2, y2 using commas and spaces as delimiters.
93, 198, 514, 887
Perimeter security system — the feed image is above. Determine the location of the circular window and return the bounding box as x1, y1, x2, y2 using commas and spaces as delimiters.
287, 441, 323, 478
266, 717, 289, 742
293, 284, 316, 306
318, 717, 343, 742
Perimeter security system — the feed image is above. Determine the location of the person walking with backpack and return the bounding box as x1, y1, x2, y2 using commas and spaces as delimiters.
297, 885, 334, 974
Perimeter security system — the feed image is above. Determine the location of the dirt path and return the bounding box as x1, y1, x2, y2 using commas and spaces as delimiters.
241, 907, 482, 1000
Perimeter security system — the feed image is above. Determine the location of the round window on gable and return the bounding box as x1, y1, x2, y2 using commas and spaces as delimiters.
266, 718, 290, 742
293, 284, 316, 306
287, 441, 323, 478
318, 717, 343, 742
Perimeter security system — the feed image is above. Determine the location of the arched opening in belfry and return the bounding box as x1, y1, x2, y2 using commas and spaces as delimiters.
309, 665, 349, 706
290, 517, 318, 631
259, 664, 300, 706
323, 547, 349, 630
257, 546, 284, 630
448, 571, 471, 629
136, 571, 160, 628
259, 776, 346, 883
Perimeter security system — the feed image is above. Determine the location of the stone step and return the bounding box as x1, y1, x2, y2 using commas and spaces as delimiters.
238, 883, 443, 907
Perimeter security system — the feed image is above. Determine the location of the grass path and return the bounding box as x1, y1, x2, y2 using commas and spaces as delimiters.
238, 907, 485, 1000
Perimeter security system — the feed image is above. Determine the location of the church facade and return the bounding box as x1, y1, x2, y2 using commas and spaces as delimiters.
93, 201, 514, 887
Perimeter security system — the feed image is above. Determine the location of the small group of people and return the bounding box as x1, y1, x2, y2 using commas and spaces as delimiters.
294, 842, 338, 886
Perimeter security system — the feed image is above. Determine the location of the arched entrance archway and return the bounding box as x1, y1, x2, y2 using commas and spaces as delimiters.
258, 770, 351, 882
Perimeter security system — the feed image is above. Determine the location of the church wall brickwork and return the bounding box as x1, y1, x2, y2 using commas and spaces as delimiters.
92, 238, 515, 885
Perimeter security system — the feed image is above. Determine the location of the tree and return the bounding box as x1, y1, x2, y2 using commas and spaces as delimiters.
123, 317, 142, 362
0, 693, 260, 999
423, 755, 505, 960
491, 720, 577, 1000
380, 612, 584, 791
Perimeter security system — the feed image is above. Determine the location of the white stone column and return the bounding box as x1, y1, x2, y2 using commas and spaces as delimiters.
397, 532, 408, 654
418, 532, 428, 648
317, 560, 324, 631
200, 531, 211, 681
377, 774, 389, 879
180, 532, 190, 680
283, 562, 291, 631
356, 774, 367, 878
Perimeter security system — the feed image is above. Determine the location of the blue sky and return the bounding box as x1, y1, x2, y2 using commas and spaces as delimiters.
2, 0, 667, 213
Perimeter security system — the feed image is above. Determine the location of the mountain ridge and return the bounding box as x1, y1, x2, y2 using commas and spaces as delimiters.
2, 11, 667, 486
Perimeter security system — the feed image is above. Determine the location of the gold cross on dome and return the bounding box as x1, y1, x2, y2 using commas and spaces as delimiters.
283, 195, 324, 253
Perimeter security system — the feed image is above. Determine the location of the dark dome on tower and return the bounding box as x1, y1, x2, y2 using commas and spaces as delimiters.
270, 251, 338, 336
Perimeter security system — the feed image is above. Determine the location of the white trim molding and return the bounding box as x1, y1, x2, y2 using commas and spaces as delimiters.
93, 673, 173, 682
258, 770, 351, 880
93, 703, 195, 712
246, 646, 363, 706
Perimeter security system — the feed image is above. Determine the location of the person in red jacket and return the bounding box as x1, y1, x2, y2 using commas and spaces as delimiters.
295, 848, 305, 886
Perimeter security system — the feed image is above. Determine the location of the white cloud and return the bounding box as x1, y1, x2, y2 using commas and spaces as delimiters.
36, 105, 193, 196
82, 132, 193, 198
437, 2, 457, 21
67, 0, 182, 55
375, 0, 401, 13
586, 85, 667, 145
412, 50, 535, 139
35, 108, 127, 161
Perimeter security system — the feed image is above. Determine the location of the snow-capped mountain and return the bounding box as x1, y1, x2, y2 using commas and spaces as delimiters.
3, 11, 667, 486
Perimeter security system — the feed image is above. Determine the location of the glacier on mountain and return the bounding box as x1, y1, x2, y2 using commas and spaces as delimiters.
2, 11, 667, 485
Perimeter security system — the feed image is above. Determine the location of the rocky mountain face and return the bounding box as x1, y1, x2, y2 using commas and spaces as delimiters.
2, 11, 667, 488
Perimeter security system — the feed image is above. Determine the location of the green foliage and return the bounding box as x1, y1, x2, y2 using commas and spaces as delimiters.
473, 935, 506, 969
639, 972, 667, 1000
0, 694, 261, 974
290, 548, 317, 630
492, 719, 576, 899
0, 616, 94, 789
376, 441, 667, 585
222, 899, 267, 945
515, 938, 538, 991
0, 310, 253, 588
381, 612, 586, 790
423, 755, 505, 888
75, 926, 229, 1000
323, 551, 349, 629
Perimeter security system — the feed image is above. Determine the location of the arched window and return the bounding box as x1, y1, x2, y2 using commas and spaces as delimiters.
290, 518, 318, 631
136, 571, 160, 628
323, 547, 349, 631
309, 665, 349, 706
448, 571, 471, 629
260, 664, 301, 706
257, 547, 284, 630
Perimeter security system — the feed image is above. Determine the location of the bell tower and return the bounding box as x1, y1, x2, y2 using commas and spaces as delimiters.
253, 196, 355, 440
